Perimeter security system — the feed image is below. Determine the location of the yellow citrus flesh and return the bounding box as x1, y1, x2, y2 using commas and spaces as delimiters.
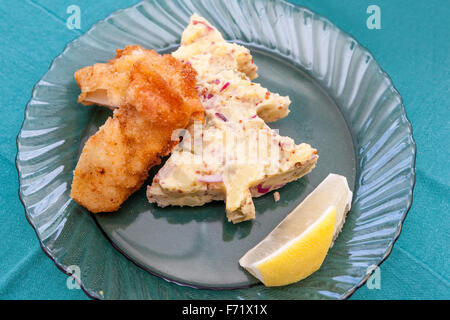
239, 173, 352, 287
256, 207, 336, 286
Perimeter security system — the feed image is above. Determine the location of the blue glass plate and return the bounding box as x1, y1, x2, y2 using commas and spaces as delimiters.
16, 0, 415, 299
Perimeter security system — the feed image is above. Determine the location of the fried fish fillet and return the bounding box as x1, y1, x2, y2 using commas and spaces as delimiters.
71, 47, 204, 213
74, 45, 204, 121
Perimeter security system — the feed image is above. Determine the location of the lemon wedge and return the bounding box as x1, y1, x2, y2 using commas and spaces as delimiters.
239, 173, 352, 287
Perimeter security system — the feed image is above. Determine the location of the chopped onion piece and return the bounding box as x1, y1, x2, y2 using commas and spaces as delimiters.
220, 82, 230, 92
215, 112, 228, 122
256, 184, 271, 194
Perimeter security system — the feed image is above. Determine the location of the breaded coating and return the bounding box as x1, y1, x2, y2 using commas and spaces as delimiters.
71, 47, 204, 213
75, 45, 204, 122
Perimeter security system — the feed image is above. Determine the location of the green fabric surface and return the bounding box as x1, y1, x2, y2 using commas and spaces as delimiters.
0, 0, 448, 300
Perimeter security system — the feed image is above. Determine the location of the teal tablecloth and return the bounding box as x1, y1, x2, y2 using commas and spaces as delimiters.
0, 0, 448, 299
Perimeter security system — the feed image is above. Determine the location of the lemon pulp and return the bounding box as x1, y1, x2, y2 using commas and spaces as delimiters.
239, 173, 352, 287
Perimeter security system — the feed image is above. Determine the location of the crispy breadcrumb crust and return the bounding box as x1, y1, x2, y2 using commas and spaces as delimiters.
71, 46, 204, 213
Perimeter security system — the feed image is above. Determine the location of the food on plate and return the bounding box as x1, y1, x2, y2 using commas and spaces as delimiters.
239, 174, 352, 286
71, 47, 204, 213
273, 192, 280, 202
74, 45, 204, 122
147, 14, 318, 223
67, 10, 353, 288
